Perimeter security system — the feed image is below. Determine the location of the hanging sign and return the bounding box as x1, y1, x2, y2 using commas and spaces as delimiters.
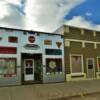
56, 42, 62, 48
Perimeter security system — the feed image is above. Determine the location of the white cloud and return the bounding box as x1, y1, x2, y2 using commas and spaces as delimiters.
85, 12, 92, 16
24, 0, 85, 32
65, 16, 100, 31
0, 1, 9, 19
0, 0, 26, 29
0, 0, 85, 32
6, 0, 21, 5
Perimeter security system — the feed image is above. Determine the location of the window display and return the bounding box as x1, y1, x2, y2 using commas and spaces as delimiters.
0, 58, 16, 75
46, 59, 62, 73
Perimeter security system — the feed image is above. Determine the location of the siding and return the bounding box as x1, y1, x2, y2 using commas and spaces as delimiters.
95, 32, 100, 42
64, 47, 70, 74
64, 26, 100, 77
70, 42, 82, 54
64, 27, 100, 42
83, 30, 95, 41
64, 27, 82, 40
83, 43, 97, 73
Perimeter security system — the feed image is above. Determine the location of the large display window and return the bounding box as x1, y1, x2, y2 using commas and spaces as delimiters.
46, 58, 62, 73
71, 55, 83, 73
0, 58, 16, 75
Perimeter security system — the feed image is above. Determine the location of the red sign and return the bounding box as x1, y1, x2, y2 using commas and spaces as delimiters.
28, 36, 35, 43
0, 46, 17, 54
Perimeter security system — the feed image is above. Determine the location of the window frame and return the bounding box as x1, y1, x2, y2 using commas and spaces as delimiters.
86, 58, 95, 77
70, 54, 84, 75
45, 58, 62, 74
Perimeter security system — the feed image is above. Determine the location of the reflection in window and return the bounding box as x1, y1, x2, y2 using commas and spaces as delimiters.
0, 58, 16, 75
87, 59, 93, 69
46, 59, 62, 73
71, 56, 82, 73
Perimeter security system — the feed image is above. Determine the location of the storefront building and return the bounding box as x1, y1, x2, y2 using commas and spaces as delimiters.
55, 25, 100, 81
0, 27, 65, 86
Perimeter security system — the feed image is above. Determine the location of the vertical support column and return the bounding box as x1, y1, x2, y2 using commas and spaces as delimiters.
81, 29, 84, 35
93, 31, 96, 37
82, 41, 85, 48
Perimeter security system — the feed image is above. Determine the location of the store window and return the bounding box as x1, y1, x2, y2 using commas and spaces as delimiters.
71, 55, 83, 73
46, 58, 62, 73
0, 58, 16, 75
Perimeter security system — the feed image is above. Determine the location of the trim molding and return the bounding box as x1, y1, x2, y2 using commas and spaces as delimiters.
65, 39, 100, 49
65, 39, 100, 44
70, 54, 84, 74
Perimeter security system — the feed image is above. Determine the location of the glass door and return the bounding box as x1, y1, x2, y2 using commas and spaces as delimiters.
24, 59, 34, 81
87, 58, 95, 78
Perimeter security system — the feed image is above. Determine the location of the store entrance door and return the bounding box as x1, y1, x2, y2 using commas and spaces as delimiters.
87, 58, 95, 78
24, 59, 34, 81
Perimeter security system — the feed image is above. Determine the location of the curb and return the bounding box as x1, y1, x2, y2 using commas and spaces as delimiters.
50, 91, 100, 100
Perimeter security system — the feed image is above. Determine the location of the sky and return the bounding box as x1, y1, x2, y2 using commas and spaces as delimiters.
0, 0, 100, 32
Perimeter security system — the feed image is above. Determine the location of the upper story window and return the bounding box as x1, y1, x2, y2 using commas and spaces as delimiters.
8, 36, 18, 43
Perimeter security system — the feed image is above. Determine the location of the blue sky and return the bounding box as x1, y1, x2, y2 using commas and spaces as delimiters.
0, 0, 100, 32
65, 0, 100, 25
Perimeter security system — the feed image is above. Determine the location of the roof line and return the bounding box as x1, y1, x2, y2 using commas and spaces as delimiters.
0, 26, 62, 35
64, 24, 100, 32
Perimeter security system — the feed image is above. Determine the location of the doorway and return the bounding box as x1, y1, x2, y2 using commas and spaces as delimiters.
86, 58, 95, 78
24, 59, 34, 81
21, 53, 42, 84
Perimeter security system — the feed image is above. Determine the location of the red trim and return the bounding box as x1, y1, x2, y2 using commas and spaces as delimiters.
0, 46, 17, 54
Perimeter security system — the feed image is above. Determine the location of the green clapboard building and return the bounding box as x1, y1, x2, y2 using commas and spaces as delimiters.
55, 25, 100, 81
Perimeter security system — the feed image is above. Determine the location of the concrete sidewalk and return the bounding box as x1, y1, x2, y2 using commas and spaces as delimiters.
1, 80, 100, 100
